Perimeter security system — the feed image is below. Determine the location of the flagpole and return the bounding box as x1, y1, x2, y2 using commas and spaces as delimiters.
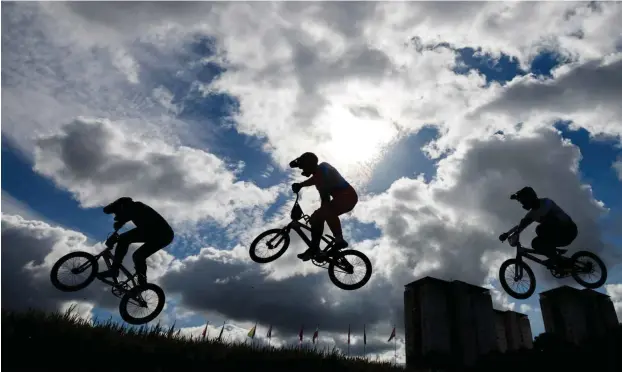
267, 325, 272, 349
347, 324, 350, 358
363, 324, 366, 360
394, 324, 397, 366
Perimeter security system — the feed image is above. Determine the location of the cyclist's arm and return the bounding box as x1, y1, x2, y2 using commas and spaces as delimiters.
113, 205, 132, 227
299, 175, 317, 188
510, 216, 534, 235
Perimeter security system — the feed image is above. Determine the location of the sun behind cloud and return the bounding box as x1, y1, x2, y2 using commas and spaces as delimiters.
317, 104, 399, 185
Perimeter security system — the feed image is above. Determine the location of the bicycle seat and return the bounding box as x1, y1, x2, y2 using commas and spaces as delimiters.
556, 248, 567, 255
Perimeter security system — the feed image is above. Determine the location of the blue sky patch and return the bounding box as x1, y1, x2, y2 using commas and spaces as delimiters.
365, 126, 440, 195
454, 48, 567, 85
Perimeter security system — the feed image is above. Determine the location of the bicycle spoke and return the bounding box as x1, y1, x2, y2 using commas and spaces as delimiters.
504, 264, 531, 294
332, 255, 366, 285
255, 233, 286, 260
575, 257, 600, 283
125, 288, 160, 320
57, 257, 92, 287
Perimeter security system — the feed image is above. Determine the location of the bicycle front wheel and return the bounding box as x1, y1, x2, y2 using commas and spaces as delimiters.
249, 228, 290, 263
50, 251, 98, 292
328, 250, 372, 290
499, 259, 536, 299
119, 283, 166, 325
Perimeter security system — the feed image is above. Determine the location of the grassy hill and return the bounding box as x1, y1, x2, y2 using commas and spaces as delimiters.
2, 307, 404, 372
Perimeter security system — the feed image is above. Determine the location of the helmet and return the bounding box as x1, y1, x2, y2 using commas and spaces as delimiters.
510, 187, 538, 210
289, 152, 318, 177
103, 197, 133, 214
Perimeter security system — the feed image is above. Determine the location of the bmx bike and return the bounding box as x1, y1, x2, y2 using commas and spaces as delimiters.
499, 231, 607, 299
249, 191, 372, 290
50, 230, 166, 325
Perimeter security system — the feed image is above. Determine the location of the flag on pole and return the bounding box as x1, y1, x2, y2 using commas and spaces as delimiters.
299, 325, 304, 343
348, 324, 351, 344
267, 325, 272, 339
247, 323, 257, 339
364, 324, 367, 345
387, 326, 396, 342
312, 325, 319, 343
217, 322, 225, 342
202, 321, 209, 340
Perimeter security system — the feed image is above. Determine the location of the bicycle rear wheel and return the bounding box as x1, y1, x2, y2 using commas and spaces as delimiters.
50, 251, 98, 292
328, 250, 372, 290
571, 251, 607, 289
119, 283, 165, 325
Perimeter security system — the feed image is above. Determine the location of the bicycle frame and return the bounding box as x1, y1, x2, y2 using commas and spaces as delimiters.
266, 192, 348, 267
97, 250, 140, 289
74, 232, 141, 293
509, 232, 566, 280
282, 193, 336, 248
514, 244, 550, 266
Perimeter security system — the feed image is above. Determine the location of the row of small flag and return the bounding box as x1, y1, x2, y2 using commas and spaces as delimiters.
202, 321, 397, 344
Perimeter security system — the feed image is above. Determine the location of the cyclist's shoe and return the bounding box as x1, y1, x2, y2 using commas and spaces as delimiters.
298, 248, 320, 261
333, 238, 349, 250
98, 268, 119, 279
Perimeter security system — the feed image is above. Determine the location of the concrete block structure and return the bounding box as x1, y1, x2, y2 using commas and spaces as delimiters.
539, 285, 619, 345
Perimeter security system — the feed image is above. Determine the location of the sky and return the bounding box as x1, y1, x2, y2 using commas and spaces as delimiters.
2, 1, 622, 363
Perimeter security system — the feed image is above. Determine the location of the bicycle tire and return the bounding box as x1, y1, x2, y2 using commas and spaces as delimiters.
328, 250, 372, 290
570, 251, 607, 289
119, 283, 165, 325
499, 258, 536, 300
249, 228, 290, 263
50, 251, 98, 292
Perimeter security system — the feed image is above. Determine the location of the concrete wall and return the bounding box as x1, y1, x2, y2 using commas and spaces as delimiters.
404, 277, 537, 369
494, 312, 508, 353
540, 287, 619, 345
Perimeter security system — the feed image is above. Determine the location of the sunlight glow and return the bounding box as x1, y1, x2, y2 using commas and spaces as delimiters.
318, 105, 399, 184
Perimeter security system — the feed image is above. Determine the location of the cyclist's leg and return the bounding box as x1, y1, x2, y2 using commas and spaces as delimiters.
325, 188, 358, 248
132, 232, 173, 284
532, 223, 556, 255
99, 228, 147, 278
297, 209, 326, 260
556, 221, 578, 247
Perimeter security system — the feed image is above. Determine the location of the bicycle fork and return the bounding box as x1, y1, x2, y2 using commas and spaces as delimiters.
267, 228, 289, 248
514, 248, 525, 281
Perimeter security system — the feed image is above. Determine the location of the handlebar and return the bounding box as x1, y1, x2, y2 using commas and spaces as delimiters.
506, 231, 520, 247
105, 229, 121, 249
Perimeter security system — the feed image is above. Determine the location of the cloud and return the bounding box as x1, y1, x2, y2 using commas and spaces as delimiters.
160, 243, 395, 336
1, 191, 51, 226
470, 53, 622, 140
1, 213, 101, 311
32, 117, 279, 226
5, 1, 621, 183
1, 2, 191, 158
61, 300, 96, 322
605, 284, 622, 320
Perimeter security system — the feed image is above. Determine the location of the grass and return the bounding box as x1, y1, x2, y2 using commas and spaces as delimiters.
2, 306, 405, 372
